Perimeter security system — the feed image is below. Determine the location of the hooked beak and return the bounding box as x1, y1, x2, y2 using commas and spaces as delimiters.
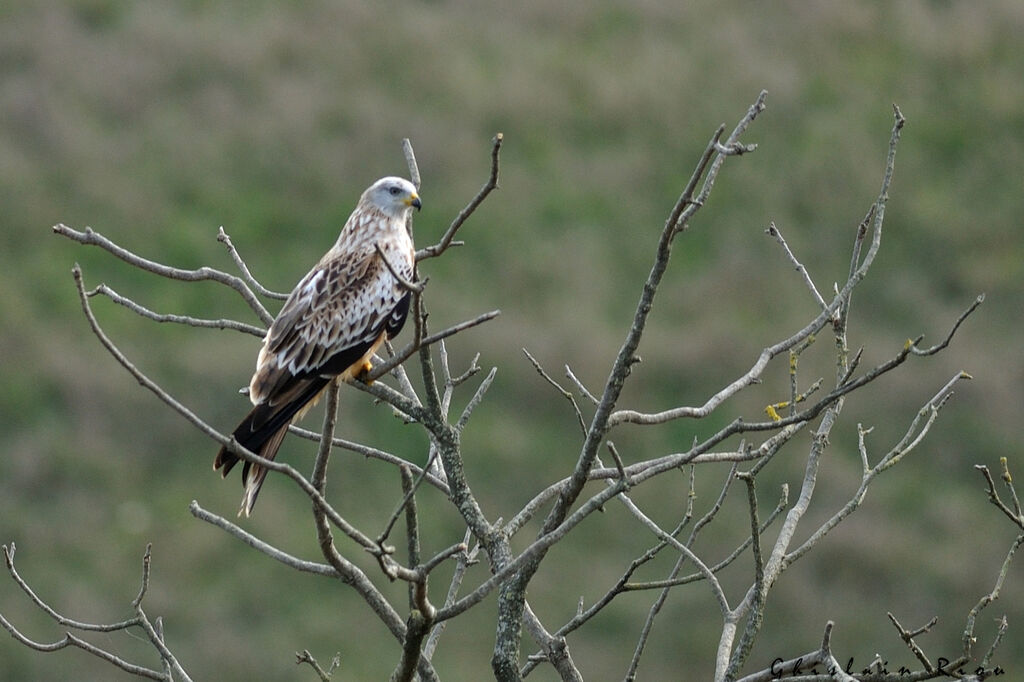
408, 194, 422, 211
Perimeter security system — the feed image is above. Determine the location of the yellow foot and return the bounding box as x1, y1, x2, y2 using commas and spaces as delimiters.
359, 359, 375, 384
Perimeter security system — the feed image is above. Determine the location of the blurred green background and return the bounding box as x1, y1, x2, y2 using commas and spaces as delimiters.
2, 1, 1023, 680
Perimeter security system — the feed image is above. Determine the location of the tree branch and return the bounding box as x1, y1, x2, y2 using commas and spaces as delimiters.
0, 543, 192, 681
55, 223, 273, 324
217, 226, 289, 300
416, 133, 503, 261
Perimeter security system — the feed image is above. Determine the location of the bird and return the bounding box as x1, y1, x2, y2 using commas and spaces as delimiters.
214, 176, 421, 516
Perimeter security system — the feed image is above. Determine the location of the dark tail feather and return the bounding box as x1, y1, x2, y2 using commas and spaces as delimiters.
213, 403, 280, 479
237, 425, 288, 516
214, 376, 330, 515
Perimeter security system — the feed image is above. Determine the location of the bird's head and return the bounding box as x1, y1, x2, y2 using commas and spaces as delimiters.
363, 176, 422, 218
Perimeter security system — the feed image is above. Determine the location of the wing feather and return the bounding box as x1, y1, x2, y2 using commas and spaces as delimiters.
250, 229, 413, 405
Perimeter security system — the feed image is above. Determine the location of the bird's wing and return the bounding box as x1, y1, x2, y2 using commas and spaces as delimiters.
250, 239, 412, 408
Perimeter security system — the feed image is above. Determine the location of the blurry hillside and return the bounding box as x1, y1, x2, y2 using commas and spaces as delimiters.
1, 1, 1022, 680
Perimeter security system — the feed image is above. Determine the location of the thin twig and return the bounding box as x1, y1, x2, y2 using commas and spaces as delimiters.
623, 484, 787, 593
1000, 457, 1024, 520
423, 533, 478, 660
975, 465, 1024, 530
287, 426, 450, 495
378, 453, 440, 552
619, 495, 730, 617
765, 221, 827, 310
416, 133, 503, 261
365, 309, 500, 382
786, 372, 970, 567
911, 294, 985, 356
88, 282, 266, 336
962, 532, 1024, 658
55, 223, 273, 324
1, 543, 193, 681
722, 472, 765, 680
295, 649, 340, 681
523, 349, 587, 435
376, 241, 426, 293
217, 227, 289, 299
402, 138, 422, 190
456, 366, 498, 432
606, 442, 628, 485
190, 501, 338, 576
611, 293, 979, 431
887, 612, 936, 672
564, 365, 599, 405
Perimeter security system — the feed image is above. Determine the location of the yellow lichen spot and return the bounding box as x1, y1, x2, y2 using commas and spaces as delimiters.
765, 404, 782, 422
903, 338, 914, 351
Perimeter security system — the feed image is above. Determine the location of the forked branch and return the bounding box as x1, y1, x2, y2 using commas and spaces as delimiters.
0, 543, 192, 682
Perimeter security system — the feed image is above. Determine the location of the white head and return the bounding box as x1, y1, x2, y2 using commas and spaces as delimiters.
360, 176, 422, 218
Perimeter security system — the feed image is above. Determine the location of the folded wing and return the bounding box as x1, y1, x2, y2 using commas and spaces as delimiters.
214, 241, 412, 515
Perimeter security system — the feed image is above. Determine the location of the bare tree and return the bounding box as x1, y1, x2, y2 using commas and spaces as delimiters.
2, 92, 1012, 681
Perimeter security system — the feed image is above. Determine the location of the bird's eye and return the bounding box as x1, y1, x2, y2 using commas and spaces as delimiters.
388, 186, 401, 196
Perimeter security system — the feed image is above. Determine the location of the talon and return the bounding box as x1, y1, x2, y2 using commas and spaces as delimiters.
360, 360, 375, 384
